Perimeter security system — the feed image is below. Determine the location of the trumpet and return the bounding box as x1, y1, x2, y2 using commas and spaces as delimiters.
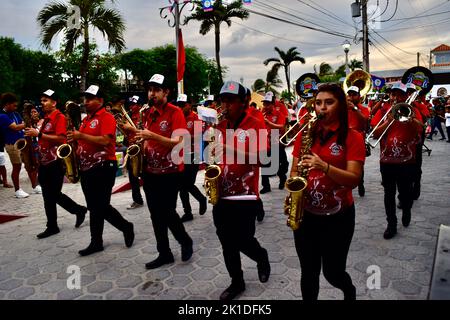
279, 99, 315, 146
366, 92, 417, 148
111, 104, 136, 135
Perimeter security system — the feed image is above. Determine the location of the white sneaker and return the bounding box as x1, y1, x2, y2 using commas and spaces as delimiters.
33, 185, 42, 194
15, 189, 30, 198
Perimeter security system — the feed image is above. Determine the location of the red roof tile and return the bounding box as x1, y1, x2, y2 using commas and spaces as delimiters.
431, 44, 450, 52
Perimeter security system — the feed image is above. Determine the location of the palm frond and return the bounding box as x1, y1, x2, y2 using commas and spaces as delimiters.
89, 7, 126, 52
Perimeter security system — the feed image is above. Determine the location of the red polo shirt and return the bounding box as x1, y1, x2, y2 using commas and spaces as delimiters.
185, 111, 202, 155
292, 124, 365, 215
348, 103, 369, 133
371, 105, 422, 164
263, 107, 285, 138
412, 101, 430, 121
216, 112, 267, 200
38, 109, 66, 166
275, 100, 289, 121
248, 107, 266, 127
143, 103, 186, 174
77, 107, 116, 171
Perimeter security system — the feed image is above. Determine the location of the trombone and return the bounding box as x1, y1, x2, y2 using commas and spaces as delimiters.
279, 99, 315, 146
365, 91, 418, 148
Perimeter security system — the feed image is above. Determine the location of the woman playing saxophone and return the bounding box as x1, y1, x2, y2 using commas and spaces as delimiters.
289, 83, 366, 300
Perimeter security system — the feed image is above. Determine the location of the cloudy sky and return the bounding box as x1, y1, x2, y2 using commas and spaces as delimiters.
1, 0, 450, 90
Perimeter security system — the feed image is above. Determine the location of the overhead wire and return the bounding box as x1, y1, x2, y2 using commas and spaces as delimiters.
380, 0, 399, 22
295, 0, 355, 28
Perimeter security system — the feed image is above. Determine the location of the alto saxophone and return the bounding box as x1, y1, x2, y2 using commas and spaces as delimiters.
15, 103, 39, 171
284, 107, 321, 231
57, 101, 81, 183
126, 104, 149, 178
204, 109, 226, 205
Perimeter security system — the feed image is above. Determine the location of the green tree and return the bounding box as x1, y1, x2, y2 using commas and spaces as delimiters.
37, 0, 125, 92
119, 45, 221, 102
263, 47, 305, 102
252, 68, 283, 94
0, 37, 25, 94
349, 59, 363, 71
185, 0, 249, 83
314, 62, 333, 77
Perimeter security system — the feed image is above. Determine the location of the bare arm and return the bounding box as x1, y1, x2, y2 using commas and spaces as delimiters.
67, 130, 113, 146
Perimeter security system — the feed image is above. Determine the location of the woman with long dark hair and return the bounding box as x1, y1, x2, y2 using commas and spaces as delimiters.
290, 83, 366, 300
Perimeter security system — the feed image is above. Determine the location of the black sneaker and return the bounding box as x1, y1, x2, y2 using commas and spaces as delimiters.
180, 213, 194, 223
412, 182, 420, 200
78, 243, 104, 256
257, 249, 271, 283
260, 187, 271, 194
75, 208, 87, 228
256, 210, 265, 222
124, 223, 135, 248
181, 241, 193, 262
145, 254, 174, 269
383, 226, 397, 240
219, 281, 246, 301
278, 177, 286, 190
402, 210, 411, 227
37, 227, 60, 239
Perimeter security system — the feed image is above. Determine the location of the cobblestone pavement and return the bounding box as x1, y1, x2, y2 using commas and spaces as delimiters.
0, 139, 449, 300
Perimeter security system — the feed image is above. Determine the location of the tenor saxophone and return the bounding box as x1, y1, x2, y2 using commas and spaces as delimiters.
126, 104, 149, 178
284, 108, 321, 231
14, 103, 38, 171
57, 101, 81, 183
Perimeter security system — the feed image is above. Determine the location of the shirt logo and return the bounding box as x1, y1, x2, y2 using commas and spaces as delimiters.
187, 121, 193, 129
44, 123, 52, 131
90, 119, 99, 129
159, 120, 169, 132
237, 130, 248, 143
329, 142, 343, 156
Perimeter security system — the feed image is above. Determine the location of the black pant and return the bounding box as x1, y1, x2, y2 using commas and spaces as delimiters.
293, 205, 356, 301
80, 161, 130, 245
413, 132, 424, 193
38, 160, 86, 229
213, 200, 267, 283
126, 159, 143, 205
447, 126, 450, 141
180, 161, 206, 214
427, 116, 446, 139
261, 145, 288, 188
380, 163, 416, 227
143, 172, 192, 255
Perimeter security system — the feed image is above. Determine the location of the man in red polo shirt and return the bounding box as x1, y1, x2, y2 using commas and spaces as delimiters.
211, 80, 270, 301
131, 74, 193, 269
371, 82, 422, 239
346, 86, 370, 197
24, 89, 87, 239
176, 93, 207, 223
68, 85, 134, 256
260, 91, 287, 194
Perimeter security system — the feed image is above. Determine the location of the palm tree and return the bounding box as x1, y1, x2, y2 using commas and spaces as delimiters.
314, 62, 333, 77
185, 1, 249, 84
349, 59, 363, 71
252, 68, 282, 94
263, 47, 305, 102
37, 0, 125, 92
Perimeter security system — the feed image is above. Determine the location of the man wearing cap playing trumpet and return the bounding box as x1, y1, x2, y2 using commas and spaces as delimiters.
67, 85, 135, 256
370, 82, 422, 240
25, 89, 88, 239
124, 74, 193, 269
346, 86, 370, 197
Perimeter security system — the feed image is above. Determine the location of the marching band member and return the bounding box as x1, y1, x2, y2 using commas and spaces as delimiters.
176, 93, 207, 223
125, 96, 145, 210
133, 74, 193, 269
25, 90, 87, 238
0, 93, 40, 198
260, 91, 287, 194
370, 82, 422, 239
212, 81, 270, 301
290, 83, 365, 300
67, 85, 134, 256
346, 86, 370, 197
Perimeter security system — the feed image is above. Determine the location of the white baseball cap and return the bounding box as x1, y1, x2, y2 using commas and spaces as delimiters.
262, 91, 274, 102
177, 94, 187, 102
347, 86, 360, 94
391, 82, 407, 93
405, 83, 417, 91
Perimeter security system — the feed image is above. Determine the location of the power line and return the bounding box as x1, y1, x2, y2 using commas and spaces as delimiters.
295, 0, 355, 28
371, 0, 390, 21
370, 37, 410, 69
376, 16, 450, 33
371, 28, 416, 55
246, 8, 354, 39
380, 0, 398, 22
253, 1, 349, 35
388, 8, 450, 21
231, 20, 339, 47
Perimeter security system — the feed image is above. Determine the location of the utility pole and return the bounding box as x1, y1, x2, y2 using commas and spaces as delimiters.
361, 0, 370, 72
417, 52, 420, 66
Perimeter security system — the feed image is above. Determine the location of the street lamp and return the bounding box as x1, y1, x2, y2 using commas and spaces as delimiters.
342, 40, 351, 76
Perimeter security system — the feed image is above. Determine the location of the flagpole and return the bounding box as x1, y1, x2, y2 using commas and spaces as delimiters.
160, 0, 193, 97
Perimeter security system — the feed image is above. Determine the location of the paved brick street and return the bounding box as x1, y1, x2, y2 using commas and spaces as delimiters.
0, 139, 449, 300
